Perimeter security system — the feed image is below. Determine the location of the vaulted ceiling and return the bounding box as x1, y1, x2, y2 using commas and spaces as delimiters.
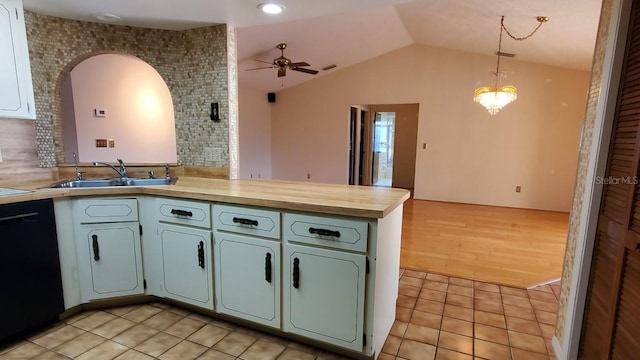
24, 0, 603, 93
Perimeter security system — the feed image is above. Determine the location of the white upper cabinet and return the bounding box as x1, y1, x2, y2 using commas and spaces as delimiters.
0, 0, 35, 119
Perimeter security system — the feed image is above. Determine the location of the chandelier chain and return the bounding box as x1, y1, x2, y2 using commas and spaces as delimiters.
500, 16, 544, 42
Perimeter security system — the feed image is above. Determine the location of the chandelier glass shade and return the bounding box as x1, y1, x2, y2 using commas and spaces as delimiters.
474, 16, 547, 115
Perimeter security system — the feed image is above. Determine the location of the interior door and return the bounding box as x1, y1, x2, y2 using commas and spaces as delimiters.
579, 2, 640, 357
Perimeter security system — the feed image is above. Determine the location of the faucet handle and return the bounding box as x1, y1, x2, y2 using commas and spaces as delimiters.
165, 164, 170, 178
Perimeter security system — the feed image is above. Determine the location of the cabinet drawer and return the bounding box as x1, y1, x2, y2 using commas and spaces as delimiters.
213, 204, 280, 239
283, 213, 368, 253
75, 198, 138, 223
157, 198, 211, 229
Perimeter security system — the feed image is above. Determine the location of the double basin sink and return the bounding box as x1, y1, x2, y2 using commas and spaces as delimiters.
49, 177, 178, 188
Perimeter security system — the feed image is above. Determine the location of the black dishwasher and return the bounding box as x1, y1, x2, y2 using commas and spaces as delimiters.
0, 199, 64, 345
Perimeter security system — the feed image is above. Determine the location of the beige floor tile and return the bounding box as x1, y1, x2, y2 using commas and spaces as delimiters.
506, 316, 542, 336
212, 332, 258, 357
112, 324, 159, 348
54, 332, 106, 358
447, 285, 472, 297
134, 332, 182, 357
114, 349, 155, 360
32, 325, 86, 348
511, 347, 552, 360
473, 289, 502, 301
377, 353, 396, 360
276, 348, 317, 360
508, 331, 548, 354
381, 335, 402, 355
401, 276, 425, 288
187, 324, 230, 347
426, 273, 449, 283
535, 309, 558, 325
440, 317, 472, 337
166, 306, 192, 316
397, 339, 437, 360
443, 304, 473, 322
397, 294, 418, 309
500, 286, 529, 298
399, 283, 421, 297
434, 348, 473, 360
474, 282, 500, 293
448, 278, 473, 288
410, 309, 443, 328
159, 340, 207, 360
208, 318, 239, 331
141, 310, 184, 331
423, 280, 448, 292
76, 340, 128, 360
437, 331, 473, 355
91, 318, 137, 339
501, 295, 532, 308
528, 290, 558, 302
539, 323, 556, 339
474, 298, 504, 314
416, 298, 445, 315
197, 349, 237, 360
404, 323, 439, 345
474, 339, 511, 360
122, 305, 163, 323
390, 320, 409, 337
0, 342, 47, 359
31, 350, 72, 359
503, 304, 536, 321
72, 311, 118, 331
529, 299, 558, 313
104, 304, 142, 317
165, 317, 206, 338
419, 289, 447, 302
239, 338, 287, 360
187, 312, 214, 323
27, 322, 67, 342
474, 310, 506, 329
64, 311, 96, 325
404, 269, 428, 279
396, 306, 413, 322
474, 323, 509, 345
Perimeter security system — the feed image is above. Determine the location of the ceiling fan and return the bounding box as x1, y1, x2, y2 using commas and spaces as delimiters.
246, 43, 319, 78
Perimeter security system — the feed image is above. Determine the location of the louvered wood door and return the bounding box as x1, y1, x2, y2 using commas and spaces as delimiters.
580, 2, 640, 358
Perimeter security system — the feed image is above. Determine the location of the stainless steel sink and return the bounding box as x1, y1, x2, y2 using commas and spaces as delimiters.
48, 177, 178, 188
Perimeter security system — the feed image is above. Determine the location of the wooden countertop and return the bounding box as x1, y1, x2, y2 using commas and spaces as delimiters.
0, 177, 410, 218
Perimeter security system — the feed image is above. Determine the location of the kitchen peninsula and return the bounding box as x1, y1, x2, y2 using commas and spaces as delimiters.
0, 177, 409, 360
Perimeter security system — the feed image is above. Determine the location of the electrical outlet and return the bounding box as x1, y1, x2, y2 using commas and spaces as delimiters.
516, 186, 522, 193
95, 139, 107, 148
108, 139, 115, 148
307, 173, 311, 179
423, 143, 427, 150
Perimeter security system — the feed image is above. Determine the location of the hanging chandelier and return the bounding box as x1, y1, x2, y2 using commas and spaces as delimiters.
474, 16, 548, 115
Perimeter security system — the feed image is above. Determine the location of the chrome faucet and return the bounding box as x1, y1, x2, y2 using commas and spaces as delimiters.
73, 152, 84, 180
93, 159, 127, 179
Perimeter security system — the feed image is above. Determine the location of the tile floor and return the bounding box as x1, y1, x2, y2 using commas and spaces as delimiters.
0, 270, 560, 360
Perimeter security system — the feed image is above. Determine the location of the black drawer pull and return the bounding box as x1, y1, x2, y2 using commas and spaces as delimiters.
92, 234, 100, 261
233, 217, 259, 226
171, 209, 193, 217
197, 241, 205, 269
293, 257, 300, 289
309, 227, 341, 238
265, 253, 272, 283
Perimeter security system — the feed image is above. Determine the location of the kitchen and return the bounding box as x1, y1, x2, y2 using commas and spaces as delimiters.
0, 0, 636, 359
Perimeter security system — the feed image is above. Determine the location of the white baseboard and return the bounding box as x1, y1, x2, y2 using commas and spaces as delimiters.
552, 335, 565, 359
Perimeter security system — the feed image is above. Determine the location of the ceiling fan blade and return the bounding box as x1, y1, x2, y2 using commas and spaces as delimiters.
245, 66, 275, 71
291, 67, 319, 75
254, 59, 274, 65
289, 62, 310, 67
278, 67, 286, 77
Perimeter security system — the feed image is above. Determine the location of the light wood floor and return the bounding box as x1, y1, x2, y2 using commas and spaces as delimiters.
400, 199, 569, 289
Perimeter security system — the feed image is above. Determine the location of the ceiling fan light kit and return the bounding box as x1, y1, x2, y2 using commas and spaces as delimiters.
473, 15, 548, 115
246, 43, 319, 78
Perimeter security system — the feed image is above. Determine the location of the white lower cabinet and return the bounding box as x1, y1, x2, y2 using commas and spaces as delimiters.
283, 243, 366, 352
159, 223, 213, 309
214, 232, 280, 328
77, 223, 144, 300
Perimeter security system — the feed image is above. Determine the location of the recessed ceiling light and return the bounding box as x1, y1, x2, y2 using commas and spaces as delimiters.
258, 3, 285, 15
93, 13, 122, 23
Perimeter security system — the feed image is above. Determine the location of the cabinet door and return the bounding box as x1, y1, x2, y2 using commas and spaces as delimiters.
283, 244, 366, 351
78, 223, 144, 301
214, 232, 280, 328
159, 224, 213, 309
0, 0, 35, 119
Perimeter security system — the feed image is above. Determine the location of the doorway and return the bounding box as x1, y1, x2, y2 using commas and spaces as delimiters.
348, 104, 418, 190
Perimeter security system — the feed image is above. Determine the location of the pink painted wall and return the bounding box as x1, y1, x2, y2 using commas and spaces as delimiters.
267, 44, 589, 211
238, 86, 272, 179
67, 53, 177, 163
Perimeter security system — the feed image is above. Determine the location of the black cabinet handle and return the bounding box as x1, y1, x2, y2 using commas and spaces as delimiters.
309, 227, 341, 238
171, 209, 193, 217
233, 217, 259, 226
92, 234, 100, 261
293, 257, 300, 289
197, 241, 205, 269
265, 253, 272, 283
